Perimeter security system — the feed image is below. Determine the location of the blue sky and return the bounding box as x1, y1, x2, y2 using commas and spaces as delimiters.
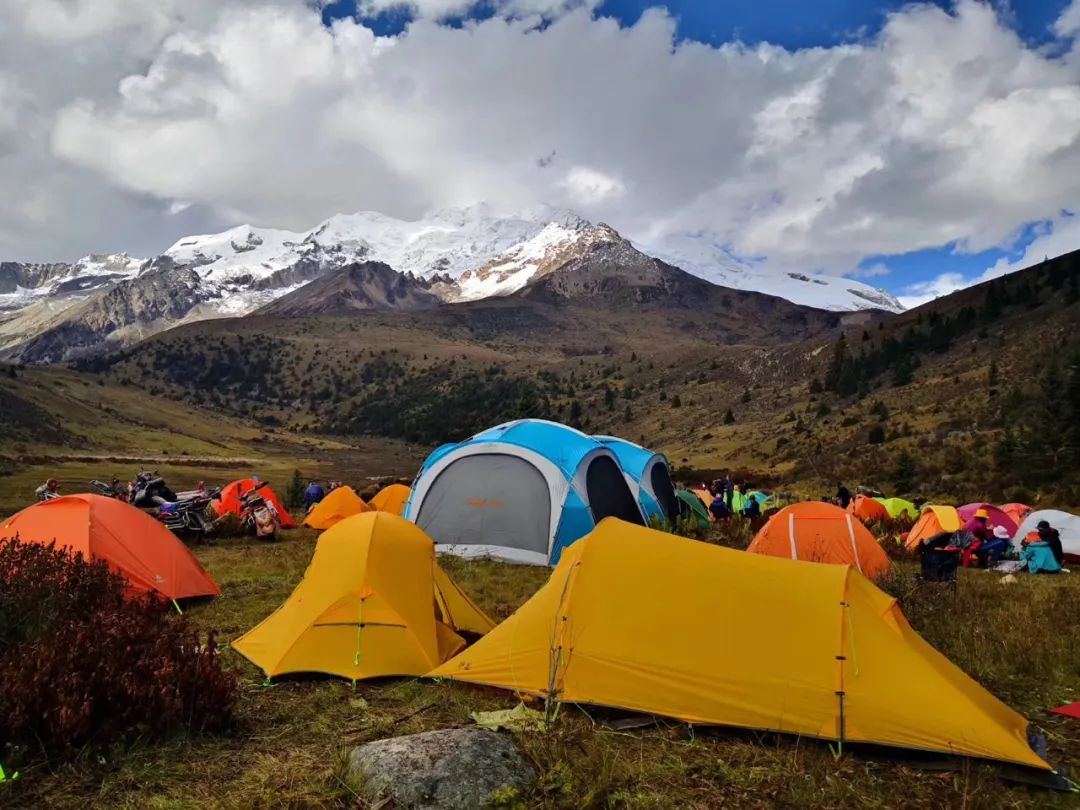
315, 0, 1078, 301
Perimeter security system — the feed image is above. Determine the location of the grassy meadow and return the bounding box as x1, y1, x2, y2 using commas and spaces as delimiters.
3, 518, 1078, 810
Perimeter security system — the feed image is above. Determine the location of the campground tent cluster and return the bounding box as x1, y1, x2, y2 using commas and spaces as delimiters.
5, 417, 1073, 787
230, 511, 1057, 780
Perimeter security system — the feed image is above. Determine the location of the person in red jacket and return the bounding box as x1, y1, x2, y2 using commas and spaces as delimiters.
960, 508, 993, 567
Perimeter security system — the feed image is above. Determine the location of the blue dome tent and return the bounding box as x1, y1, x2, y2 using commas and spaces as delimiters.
594, 436, 678, 524
404, 420, 646, 565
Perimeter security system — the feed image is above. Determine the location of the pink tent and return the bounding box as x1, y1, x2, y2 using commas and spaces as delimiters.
957, 503, 1018, 537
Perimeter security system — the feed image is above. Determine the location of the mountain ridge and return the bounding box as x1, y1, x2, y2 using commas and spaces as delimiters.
0, 205, 903, 363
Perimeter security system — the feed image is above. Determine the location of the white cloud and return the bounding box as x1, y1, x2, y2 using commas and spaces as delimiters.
1055, 0, 1080, 38
848, 262, 890, 279
560, 166, 625, 205
0, 0, 1078, 309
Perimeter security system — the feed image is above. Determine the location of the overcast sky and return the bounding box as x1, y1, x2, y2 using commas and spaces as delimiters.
2, 0, 1079, 307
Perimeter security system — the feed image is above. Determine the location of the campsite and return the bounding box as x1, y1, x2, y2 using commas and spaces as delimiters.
1, 417, 1079, 809
5, 1, 1080, 806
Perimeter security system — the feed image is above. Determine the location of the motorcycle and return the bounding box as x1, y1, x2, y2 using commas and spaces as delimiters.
131, 472, 220, 538
88, 479, 128, 500
238, 481, 280, 541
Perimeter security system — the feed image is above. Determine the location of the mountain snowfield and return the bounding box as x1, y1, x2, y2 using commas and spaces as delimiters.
0, 204, 903, 362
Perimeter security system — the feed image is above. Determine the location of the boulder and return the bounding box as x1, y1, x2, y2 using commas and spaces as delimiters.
346, 727, 535, 809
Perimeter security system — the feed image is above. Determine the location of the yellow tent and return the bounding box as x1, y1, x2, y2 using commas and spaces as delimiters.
431, 519, 1050, 771
369, 483, 411, 516
234, 512, 494, 680
303, 486, 370, 530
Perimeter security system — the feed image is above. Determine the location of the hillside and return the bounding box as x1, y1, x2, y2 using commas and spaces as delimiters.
0, 365, 423, 517
71, 249, 1080, 505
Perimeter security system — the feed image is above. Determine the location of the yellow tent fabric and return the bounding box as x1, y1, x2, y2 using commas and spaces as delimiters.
234, 512, 494, 680
875, 497, 919, 520
905, 505, 962, 551
431, 519, 1050, 771
370, 484, 411, 516
303, 486, 370, 530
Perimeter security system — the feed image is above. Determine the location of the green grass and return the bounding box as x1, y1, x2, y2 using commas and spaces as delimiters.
4, 524, 1079, 809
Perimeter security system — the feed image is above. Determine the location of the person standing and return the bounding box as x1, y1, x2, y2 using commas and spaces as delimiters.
303, 481, 325, 512
835, 484, 852, 510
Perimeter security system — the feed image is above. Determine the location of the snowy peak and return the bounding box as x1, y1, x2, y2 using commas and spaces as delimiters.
642, 234, 904, 314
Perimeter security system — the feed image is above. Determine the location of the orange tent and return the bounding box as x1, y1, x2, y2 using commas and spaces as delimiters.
369, 484, 411, 516
0, 494, 219, 600
904, 505, 961, 551
748, 501, 890, 579
849, 494, 890, 523
216, 479, 296, 528
1000, 503, 1032, 526
304, 486, 370, 530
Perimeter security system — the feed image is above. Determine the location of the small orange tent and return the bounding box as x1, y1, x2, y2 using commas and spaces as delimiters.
1000, 503, 1032, 526
904, 505, 961, 551
849, 494, 890, 523
304, 486, 370, 530
749, 501, 890, 579
0, 494, 219, 600
369, 484, 411, 516
216, 479, 296, 528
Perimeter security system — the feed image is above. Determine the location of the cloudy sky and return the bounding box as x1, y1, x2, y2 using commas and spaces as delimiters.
2, 0, 1079, 307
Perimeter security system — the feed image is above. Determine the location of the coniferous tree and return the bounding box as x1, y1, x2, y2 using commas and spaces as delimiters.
723, 408, 735, 425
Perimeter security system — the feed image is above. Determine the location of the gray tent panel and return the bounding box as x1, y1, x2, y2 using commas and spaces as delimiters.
414, 453, 551, 556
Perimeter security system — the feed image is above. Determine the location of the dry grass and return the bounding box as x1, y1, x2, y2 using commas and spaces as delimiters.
3, 525, 1079, 809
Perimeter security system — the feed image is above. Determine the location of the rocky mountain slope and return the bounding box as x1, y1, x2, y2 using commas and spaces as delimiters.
257, 262, 442, 317
0, 205, 901, 363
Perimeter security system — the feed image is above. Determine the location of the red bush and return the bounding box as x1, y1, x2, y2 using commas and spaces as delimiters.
0, 538, 236, 766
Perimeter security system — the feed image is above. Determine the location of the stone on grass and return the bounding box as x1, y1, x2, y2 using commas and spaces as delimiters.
346, 727, 535, 809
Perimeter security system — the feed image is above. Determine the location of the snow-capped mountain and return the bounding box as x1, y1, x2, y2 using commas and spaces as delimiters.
641, 233, 903, 313
0, 204, 902, 363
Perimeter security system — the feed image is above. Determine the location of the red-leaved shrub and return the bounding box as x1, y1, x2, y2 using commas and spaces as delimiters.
0, 538, 237, 767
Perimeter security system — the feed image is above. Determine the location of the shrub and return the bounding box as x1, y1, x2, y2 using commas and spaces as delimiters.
0, 539, 237, 768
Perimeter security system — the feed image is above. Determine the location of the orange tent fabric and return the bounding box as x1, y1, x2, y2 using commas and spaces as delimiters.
904, 505, 962, 551
1000, 503, 1032, 525
304, 486, 370, 530
0, 494, 219, 600
749, 501, 890, 579
216, 479, 296, 528
369, 484, 411, 516
849, 494, 890, 523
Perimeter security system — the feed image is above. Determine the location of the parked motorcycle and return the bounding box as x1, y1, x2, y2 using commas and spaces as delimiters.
238, 481, 280, 541
131, 471, 220, 538
88, 479, 127, 500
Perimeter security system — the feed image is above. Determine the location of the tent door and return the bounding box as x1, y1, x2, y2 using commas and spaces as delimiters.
585, 456, 645, 525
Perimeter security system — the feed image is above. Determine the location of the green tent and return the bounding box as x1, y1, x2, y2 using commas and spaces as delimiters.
748, 490, 769, 505
676, 489, 711, 530
875, 497, 919, 520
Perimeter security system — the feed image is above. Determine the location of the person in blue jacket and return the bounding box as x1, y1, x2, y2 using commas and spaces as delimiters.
303, 481, 325, 512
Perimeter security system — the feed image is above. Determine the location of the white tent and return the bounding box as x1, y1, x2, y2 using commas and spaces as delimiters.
1012, 509, 1080, 561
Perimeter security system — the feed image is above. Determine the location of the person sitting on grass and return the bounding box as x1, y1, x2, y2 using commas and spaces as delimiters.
1037, 519, 1065, 567
743, 495, 761, 519
959, 508, 993, 568
1020, 530, 1062, 574
975, 525, 1010, 568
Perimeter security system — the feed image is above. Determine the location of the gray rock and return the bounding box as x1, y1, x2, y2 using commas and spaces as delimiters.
346, 727, 535, 810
